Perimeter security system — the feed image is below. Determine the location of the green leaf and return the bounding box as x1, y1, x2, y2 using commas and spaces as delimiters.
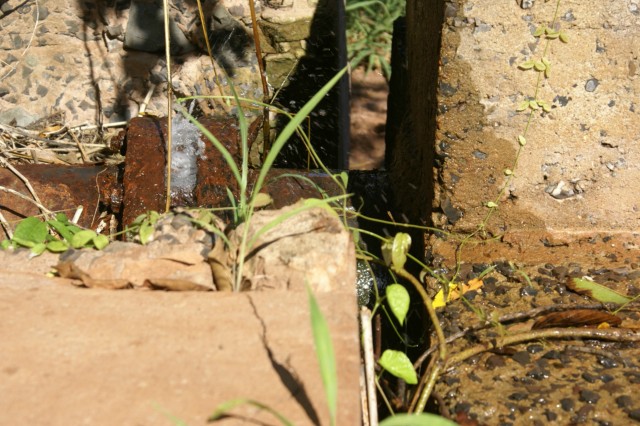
544, 62, 552, 78
539, 101, 552, 112
93, 234, 109, 250
568, 277, 632, 305
307, 285, 337, 426
529, 100, 539, 110
31, 242, 46, 256
208, 398, 293, 425
559, 31, 569, 43
534, 60, 546, 71
504, 169, 513, 176
381, 233, 411, 270
252, 192, 273, 209
518, 60, 535, 70
46, 240, 70, 253
379, 413, 459, 426
139, 220, 154, 245
386, 284, 410, 325
252, 67, 348, 204
378, 349, 417, 384
338, 171, 349, 188
516, 100, 530, 111
533, 25, 546, 37
13, 217, 48, 245
485, 201, 498, 208
71, 230, 97, 248
518, 135, 527, 146
47, 219, 75, 241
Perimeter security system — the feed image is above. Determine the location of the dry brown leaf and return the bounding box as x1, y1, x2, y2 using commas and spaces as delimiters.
143, 278, 213, 291
208, 238, 233, 292
532, 309, 622, 330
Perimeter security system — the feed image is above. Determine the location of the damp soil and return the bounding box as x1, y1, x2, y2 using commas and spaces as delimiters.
432, 262, 640, 425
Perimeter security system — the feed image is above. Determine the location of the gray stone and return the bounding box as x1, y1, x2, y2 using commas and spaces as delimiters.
124, 0, 194, 54
0, 107, 40, 127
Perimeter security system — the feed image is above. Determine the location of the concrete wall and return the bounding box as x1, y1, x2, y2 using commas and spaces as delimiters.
406, 0, 640, 266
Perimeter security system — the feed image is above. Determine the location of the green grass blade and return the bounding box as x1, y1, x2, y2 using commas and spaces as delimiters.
306, 285, 337, 426
252, 67, 348, 201
208, 398, 293, 425
379, 413, 459, 426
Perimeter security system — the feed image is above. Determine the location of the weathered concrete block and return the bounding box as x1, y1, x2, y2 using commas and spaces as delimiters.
421, 0, 640, 265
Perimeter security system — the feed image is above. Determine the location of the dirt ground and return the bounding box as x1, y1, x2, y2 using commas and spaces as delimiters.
348, 68, 388, 171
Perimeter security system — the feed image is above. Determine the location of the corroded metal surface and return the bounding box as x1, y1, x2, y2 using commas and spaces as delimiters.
0, 164, 119, 229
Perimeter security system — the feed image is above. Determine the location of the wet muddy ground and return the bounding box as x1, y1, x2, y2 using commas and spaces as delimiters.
433, 262, 640, 425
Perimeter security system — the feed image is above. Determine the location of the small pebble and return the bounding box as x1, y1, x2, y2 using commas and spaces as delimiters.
486, 354, 506, 369
495, 285, 509, 295
616, 395, 633, 409
585, 78, 599, 92
527, 344, 544, 354
581, 372, 598, 383
579, 389, 601, 404
527, 367, 550, 380
574, 405, 594, 422
561, 397, 575, 412
472, 150, 487, 160
508, 392, 528, 401
625, 371, 640, 383
629, 409, 640, 421
520, 286, 538, 297
442, 376, 460, 386
543, 350, 561, 360
598, 356, 618, 369
455, 401, 472, 414
512, 351, 531, 366
600, 374, 614, 383
545, 409, 557, 421
551, 266, 568, 279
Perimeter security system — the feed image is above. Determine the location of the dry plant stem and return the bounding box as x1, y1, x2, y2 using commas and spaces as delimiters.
413, 360, 443, 414
0, 157, 54, 220
392, 267, 447, 414
360, 307, 378, 426
447, 327, 640, 368
0, 210, 12, 239
247, 0, 271, 161
68, 130, 89, 163
414, 302, 621, 367
359, 366, 370, 426
394, 267, 447, 361
162, 0, 173, 213
195, 0, 225, 100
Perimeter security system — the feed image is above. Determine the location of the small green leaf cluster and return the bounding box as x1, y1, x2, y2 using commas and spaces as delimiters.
346, 0, 406, 79
128, 211, 161, 245
378, 233, 418, 384
1, 214, 109, 255
533, 24, 569, 43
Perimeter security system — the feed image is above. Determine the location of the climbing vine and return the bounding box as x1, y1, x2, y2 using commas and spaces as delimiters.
454, 0, 569, 274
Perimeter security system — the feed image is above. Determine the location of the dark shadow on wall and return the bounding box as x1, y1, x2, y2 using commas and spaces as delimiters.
268, 0, 349, 170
